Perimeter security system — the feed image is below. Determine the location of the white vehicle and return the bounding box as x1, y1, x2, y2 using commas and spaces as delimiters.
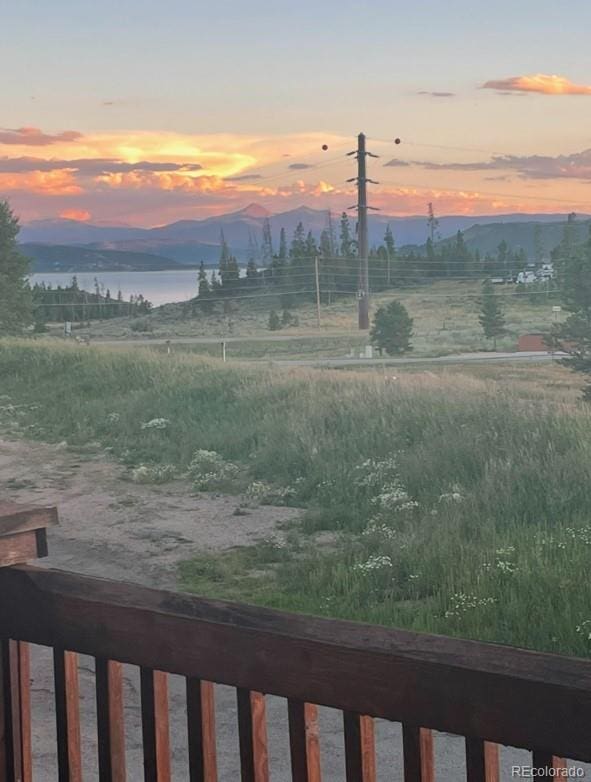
517, 271, 537, 284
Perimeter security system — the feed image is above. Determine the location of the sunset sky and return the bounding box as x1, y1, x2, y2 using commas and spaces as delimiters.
3, 0, 591, 225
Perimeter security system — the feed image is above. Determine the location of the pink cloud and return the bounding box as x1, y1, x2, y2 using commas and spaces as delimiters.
0, 127, 83, 146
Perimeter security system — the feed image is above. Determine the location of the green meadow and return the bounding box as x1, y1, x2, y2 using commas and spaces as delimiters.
2, 340, 591, 656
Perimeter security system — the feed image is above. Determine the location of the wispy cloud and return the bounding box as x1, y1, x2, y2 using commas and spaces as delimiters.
411, 149, 591, 180
225, 174, 263, 181
0, 157, 202, 175
384, 158, 410, 168
0, 127, 83, 146
417, 91, 455, 98
288, 163, 314, 170
483, 74, 591, 95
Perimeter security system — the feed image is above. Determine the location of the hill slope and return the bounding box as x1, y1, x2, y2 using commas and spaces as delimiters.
21, 243, 186, 273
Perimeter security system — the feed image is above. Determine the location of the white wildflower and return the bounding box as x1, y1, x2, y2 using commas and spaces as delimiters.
141, 418, 170, 430
354, 554, 394, 573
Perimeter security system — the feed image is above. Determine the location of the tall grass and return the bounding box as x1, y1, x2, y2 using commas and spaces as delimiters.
2, 340, 591, 655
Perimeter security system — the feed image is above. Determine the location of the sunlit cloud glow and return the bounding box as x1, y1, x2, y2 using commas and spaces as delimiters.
483, 74, 591, 95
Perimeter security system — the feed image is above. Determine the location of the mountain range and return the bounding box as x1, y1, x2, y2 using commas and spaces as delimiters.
20, 204, 590, 271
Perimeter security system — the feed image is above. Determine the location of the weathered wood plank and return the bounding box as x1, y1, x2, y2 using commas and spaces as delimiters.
3, 566, 591, 762
140, 669, 171, 782
186, 678, 217, 782
402, 726, 434, 782
237, 689, 269, 782
96, 658, 126, 782
343, 712, 376, 781
0, 503, 58, 537
0, 531, 46, 568
53, 649, 82, 782
0, 639, 32, 782
465, 738, 499, 782
287, 701, 321, 782
18, 643, 31, 782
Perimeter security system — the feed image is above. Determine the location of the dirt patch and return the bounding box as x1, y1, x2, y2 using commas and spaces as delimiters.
0, 436, 301, 588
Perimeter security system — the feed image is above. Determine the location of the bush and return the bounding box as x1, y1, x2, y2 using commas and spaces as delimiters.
268, 310, 281, 331
130, 317, 153, 333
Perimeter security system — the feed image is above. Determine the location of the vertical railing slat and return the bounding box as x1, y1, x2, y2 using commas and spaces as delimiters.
54, 649, 82, 782
18, 642, 32, 782
531, 752, 567, 778
1, 639, 32, 782
186, 678, 218, 781
287, 700, 321, 782
96, 658, 126, 782
140, 669, 171, 782
236, 689, 269, 782
465, 738, 499, 781
343, 712, 376, 782
402, 726, 434, 782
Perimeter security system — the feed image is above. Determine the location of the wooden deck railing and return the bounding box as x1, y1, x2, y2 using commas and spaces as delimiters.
1, 563, 591, 780
1, 501, 591, 780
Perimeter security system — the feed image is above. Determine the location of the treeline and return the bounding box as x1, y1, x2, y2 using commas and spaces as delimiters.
191, 212, 555, 314
32, 277, 151, 324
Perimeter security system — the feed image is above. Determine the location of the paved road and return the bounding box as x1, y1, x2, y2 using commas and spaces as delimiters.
88, 335, 564, 368
268, 350, 565, 368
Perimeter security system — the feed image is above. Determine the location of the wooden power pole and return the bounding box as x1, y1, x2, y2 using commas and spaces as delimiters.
348, 133, 378, 330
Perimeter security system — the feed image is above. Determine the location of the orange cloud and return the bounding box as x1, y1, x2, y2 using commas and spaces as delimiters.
0, 170, 81, 195
483, 74, 591, 95
60, 209, 91, 221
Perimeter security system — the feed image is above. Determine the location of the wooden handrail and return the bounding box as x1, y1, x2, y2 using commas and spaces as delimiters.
1, 565, 590, 764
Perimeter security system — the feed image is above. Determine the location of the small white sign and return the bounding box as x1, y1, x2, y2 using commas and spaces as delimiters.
552, 306, 562, 313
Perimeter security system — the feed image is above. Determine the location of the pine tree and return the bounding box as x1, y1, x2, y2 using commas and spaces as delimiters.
261, 218, 274, 267
197, 261, 214, 314
370, 300, 413, 355
339, 212, 354, 258
0, 201, 32, 334
551, 226, 591, 399
268, 310, 281, 331
246, 232, 258, 281
218, 230, 231, 284
278, 227, 288, 263
478, 279, 506, 349
384, 225, 395, 286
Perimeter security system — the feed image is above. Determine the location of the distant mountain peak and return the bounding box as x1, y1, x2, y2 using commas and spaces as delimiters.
237, 203, 271, 219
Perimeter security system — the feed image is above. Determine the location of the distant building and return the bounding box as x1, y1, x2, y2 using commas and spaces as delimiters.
517, 333, 548, 352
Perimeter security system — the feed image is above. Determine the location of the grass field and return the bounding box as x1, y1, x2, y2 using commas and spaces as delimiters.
1, 340, 590, 657
55, 280, 564, 358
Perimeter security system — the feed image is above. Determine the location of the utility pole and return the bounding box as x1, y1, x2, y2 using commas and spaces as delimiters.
314, 255, 321, 329
348, 133, 378, 330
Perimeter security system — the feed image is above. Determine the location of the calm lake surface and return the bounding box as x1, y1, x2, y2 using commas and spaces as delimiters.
30, 269, 210, 306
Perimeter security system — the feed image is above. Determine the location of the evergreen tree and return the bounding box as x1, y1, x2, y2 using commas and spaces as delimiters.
552, 226, 591, 399
370, 300, 413, 355
278, 227, 288, 263
268, 310, 281, 331
197, 261, 214, 314
0, 201, 32, 334
218, 230, 231, 283
339, 212, 354, 258
478, 279, 506, 349
261, 218, 274, 267
384, 225, 395, 286
246, 232, 258, 281
533, 224, 545, 264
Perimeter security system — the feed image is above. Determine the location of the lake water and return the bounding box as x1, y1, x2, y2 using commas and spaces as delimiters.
30, 269, 215, 306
